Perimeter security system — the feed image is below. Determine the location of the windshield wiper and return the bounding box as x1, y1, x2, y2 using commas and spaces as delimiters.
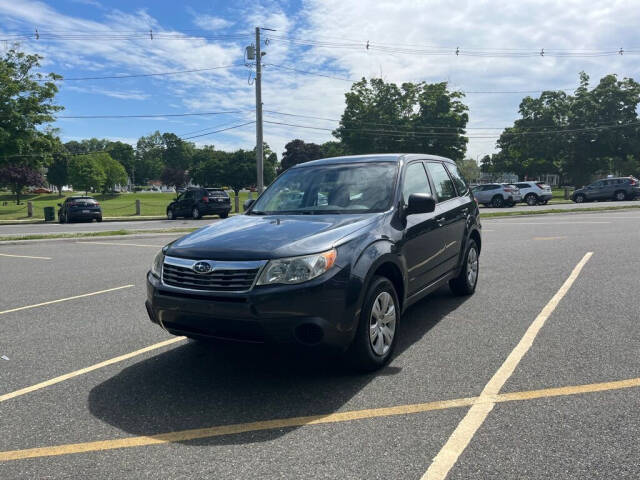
248, 210, 267, 215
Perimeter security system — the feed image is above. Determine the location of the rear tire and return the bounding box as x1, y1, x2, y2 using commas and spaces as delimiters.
614, 190, 627, 201
347, 276, 400, 372
96, 216, 102, 223
491, 195, 504, 208
219, 212, 229, 219
525, 193, 538, 206
449, 239, 479, 296
191, 207, 201, 219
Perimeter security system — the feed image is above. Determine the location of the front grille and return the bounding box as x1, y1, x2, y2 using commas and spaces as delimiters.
162, 263, 260, 292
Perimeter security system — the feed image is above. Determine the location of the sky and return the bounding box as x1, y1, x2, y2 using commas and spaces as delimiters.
1, 0, 639, 161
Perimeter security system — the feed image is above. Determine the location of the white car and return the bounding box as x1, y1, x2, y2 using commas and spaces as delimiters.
514, 182, 553, 206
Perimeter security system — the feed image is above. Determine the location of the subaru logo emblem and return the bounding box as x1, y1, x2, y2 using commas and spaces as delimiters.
193, 261, 212, 274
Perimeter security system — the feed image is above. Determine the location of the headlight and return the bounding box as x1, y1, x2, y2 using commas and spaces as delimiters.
151, 250, 164, 278
257, 249, 337, 285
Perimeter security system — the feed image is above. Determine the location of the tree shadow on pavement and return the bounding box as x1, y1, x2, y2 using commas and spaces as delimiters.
88, 287, 468, 446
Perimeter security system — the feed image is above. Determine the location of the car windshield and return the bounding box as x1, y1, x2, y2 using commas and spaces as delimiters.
206, 189, 227, 197
250, 162, 398, 215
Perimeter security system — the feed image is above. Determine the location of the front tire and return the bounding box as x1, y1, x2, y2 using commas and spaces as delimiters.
347, 276, 400, 372
167, 208, 175, 220
96, 216, 102, 223
574, 194, 586, 203
449, 239, 479, 296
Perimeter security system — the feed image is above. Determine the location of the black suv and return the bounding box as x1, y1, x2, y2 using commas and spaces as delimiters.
572, 177, 640, 203
57, 196, 102, 223
146, 154, 481, 370
166, 187, 231, 219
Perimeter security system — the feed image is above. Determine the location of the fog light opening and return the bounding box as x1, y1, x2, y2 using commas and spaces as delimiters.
295, 323, 324, 345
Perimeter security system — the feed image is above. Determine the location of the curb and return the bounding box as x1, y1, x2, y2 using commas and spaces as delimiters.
0, 231, 191, 246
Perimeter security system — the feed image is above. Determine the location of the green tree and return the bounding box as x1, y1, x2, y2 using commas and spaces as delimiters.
334, 78, 468, 160
134, 131, 164, 184
106, 141, 135, 180
321, 141, 346, 158
0, 49, 62, 168
68, 154, 105, 193
280, 139, 323, 172
190, 148, 227, 187
47, 151, 69, 196
456, 158, 481, 183
95, 153, 127, 193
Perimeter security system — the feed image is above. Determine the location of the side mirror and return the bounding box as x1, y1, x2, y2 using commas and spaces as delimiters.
406, 193, 436, 216
243, 199, 255, 211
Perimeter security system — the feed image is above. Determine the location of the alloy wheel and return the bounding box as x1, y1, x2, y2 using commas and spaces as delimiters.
369, 291, 396, 356
467, 247, 479, 287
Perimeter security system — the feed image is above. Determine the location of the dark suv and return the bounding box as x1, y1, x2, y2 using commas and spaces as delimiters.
572, 177, 640, 203
57, 196, 102, 223
166, 187, 231, 219
146, 154, 481, 370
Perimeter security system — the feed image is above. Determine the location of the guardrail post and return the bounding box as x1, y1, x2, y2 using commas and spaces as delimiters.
27, 201, 33, 217
135, 199, 141, 215
564, 187, 570, 200
248, 191, 253, 201
234, 194, 240, 213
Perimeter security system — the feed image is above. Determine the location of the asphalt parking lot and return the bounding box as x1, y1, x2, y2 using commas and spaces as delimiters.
1, 210, 639, 479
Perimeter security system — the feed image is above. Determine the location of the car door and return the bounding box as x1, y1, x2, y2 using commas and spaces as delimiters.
425, 161, 466, 277
588, 180, 605, 199
399, 161, 443, 295
179, 191, 194, 215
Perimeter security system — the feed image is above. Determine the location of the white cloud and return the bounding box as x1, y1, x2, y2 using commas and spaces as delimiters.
1, 0, 639, 160
192, 14, 233, 31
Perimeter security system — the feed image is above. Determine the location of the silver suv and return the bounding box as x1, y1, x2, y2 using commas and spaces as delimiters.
514, 182, 553, 206
472, 183, 522, 207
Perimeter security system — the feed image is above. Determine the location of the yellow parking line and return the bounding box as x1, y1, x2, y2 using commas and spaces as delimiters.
422, 252, 593, 480
0, 375, 637, 462
0, 285, 134, 316
0, 253, 51, 260
77, 241, 163, 248
0, 337, 185, 403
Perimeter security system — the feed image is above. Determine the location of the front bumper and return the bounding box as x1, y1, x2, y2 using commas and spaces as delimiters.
145, 265, 359, 351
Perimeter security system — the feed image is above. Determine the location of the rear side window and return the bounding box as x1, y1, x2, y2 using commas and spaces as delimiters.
445, 163, 469, 196
426, 162, 456, 202
402, 162, 432, 204
515, 183, 529, 189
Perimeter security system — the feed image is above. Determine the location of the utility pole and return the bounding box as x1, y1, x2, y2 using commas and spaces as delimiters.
255, 27, 264, 193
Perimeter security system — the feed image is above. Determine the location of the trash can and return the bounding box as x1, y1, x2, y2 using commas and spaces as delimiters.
44, 206, 55, 222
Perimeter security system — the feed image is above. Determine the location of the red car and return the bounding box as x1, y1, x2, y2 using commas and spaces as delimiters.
31, 188, 52, 194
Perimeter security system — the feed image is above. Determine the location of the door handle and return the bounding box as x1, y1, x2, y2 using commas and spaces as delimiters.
436, 216, 446, 224
461, 207, 469, 215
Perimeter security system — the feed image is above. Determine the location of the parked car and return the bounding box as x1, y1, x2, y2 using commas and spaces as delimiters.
572, 177, 640, 203
57, 196, 102, 223
146, 154, 481, 371
514, 182, 553, 205
31, 188, 52, 194
166, 187, 231, 220
472, 183, 521, 207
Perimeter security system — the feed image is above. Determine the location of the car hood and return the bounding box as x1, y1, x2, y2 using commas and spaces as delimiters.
166, 213, 382, 260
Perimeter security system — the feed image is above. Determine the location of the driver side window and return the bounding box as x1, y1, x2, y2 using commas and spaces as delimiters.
402, 162, 432, 205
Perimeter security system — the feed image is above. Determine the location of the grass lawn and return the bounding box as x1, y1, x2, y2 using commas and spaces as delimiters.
0, 191, 251, 221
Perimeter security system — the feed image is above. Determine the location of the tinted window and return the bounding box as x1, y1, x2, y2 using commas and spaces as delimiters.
207, 189, 228, 198
515, 183, 529, 188
446, 163, 469, 195
402, 162, 432, 204
426, 162, 456, 202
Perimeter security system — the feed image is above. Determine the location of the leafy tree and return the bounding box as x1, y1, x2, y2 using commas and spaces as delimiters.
68, 154, 105, 193
321, 141, 347, 158
334, 78, 468, 160
134, 131, 164, 184
96, 153, 127, 193
47, 151, 69, 196
456, 158, 481, 183
190, 148, 227, 187
0, 49, 62, 167
281, 139, 323, 171
0, 164, 45, 204
160, 166, 189, 189
496, 73, 640, 185
106, 141, 135, 180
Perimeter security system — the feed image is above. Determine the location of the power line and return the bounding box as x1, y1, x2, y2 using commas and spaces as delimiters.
39, 64, 244, 81
180, 121, 255, 140
52, 110, 249, 119
264, 63, 354, 82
